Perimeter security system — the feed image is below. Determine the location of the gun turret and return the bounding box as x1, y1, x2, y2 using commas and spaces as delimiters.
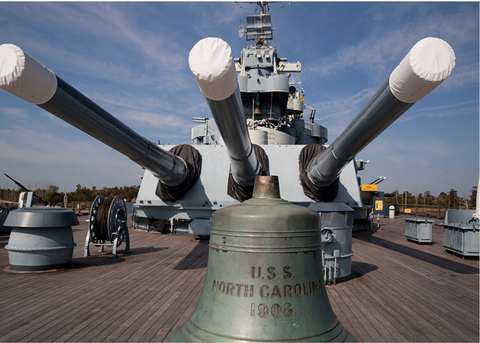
0, 44, 199, 199
307, 37, 455, 193
189, 38, 265, 200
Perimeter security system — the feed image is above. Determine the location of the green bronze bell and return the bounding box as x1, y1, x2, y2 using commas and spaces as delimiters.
168, 176, 356, 342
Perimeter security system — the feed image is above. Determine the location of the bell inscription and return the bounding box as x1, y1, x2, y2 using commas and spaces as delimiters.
167, 176, 356, 342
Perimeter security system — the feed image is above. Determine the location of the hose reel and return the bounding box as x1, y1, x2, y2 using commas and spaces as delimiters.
84, 195, 130, 258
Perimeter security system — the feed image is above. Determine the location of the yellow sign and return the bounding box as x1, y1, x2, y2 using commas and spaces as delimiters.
405, 209, 411, 213
361, 184, 378, 192
375, 200, 384, 211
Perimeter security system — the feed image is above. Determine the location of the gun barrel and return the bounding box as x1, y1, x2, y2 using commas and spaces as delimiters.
189, 38, 261, 186
370, 176, 383, 185
0, 44, 187, 187
308, 37, 455, 188
4, 173, 30, 192
4, 173, 48, 205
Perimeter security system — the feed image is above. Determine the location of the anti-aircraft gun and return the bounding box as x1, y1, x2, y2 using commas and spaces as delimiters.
4, 173, 48, 207
0, 4, 455, 241
0, 173, 49, 232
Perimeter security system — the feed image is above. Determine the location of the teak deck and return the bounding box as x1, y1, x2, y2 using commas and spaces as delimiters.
0, 214, 478, 342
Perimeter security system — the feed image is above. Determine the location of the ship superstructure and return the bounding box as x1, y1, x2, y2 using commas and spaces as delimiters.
0, 2, 455, 240
192, 5, 327, 147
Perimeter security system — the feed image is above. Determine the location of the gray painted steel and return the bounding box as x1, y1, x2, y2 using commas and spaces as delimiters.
4, 206, 79, 227
237, 70, 289, 94
320, 203, 355, 284
445, 209, 476, 224
204, 86, 261, 186
442, 210, 479, 257
404, 218, 434, 243
134, 144, 363, 232
0, 205, 16, 232
308, 80, 413, 187
4, 207, 78, 271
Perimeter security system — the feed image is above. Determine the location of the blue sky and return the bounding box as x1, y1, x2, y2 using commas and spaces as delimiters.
0, 1, 478, 198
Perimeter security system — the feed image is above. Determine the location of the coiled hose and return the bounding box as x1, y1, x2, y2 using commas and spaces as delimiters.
93, 201, 111, 241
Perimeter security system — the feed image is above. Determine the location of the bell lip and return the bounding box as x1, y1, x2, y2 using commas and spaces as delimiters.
252, 175, 280, 199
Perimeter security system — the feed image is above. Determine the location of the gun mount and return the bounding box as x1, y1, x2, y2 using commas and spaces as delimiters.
4, 173, 47, 207
0, 4, 455, 237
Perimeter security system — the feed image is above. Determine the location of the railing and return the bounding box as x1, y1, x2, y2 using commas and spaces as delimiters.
389, 204, 475, 217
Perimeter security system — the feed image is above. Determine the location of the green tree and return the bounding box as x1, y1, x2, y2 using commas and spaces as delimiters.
436, 192, 447, 208
417, 192, 424, 205
448, 189, 458, 209
46, 191, 64, 204
384, 190, 399, 204
423, 190, 435, 206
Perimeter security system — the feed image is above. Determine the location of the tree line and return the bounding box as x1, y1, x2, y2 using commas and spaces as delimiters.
385, 186, 477, 210
0, 183, 477, 209
0, 183, 140, 205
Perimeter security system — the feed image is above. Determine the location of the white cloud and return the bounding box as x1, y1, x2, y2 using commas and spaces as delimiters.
398, 100, 479, 122
312, 87, 378, 137
123, 110, 194, 131
305, 30, 413, 78
0, 107, 28, 118
442, 64, 479, 89
305, 3, 479, 83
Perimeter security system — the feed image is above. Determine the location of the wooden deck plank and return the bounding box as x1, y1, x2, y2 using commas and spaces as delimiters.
0, 214, 478, 342
380, 259, 476, 341
356, 267, 453, 342
8, 249, 187, 341
98, 253, 207, 342
347, 220, 479, 342
152, 266, 207, 342
335, 285, 385, 342
354, 257, 475, 340
341, 283, 397, 342
141, 267, 208, 342
328, 287, 374, 342
353, 231, 479, 326
46, 246, 202, 343
0, 264, 134, 340
346, 281, 407, 342
47, 242, 195, 341
0, 229, 168, 331
348, 263, 413, 342
165, 282, 204, 341
326, 285, 359, 340
378, 251, 479, 327
1, 226, 204, 342
60, 239, 206, 342
107, 247, 208, 342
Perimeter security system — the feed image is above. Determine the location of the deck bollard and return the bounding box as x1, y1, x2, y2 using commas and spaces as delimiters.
4, 207, 78, 271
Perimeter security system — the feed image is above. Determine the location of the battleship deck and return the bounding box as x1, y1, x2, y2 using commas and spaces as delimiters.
0, 214, 478, 342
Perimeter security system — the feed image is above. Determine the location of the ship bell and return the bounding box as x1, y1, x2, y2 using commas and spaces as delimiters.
167, 176, 356, 342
